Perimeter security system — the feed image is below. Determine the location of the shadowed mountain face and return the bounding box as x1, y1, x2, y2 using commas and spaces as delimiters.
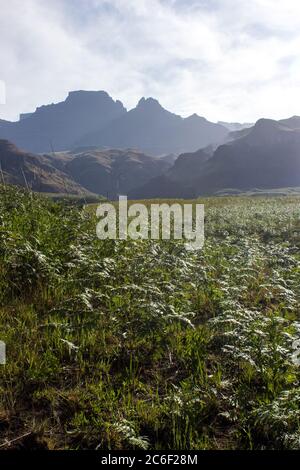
0, 140, 86, 193
0, 91, 126, 153
196, 118, 300, 194
64, 148, 172, 198
0, 92, 228, 156
131, 116, 300, 198
74, 97, 228, 156
128, 147, 211, 199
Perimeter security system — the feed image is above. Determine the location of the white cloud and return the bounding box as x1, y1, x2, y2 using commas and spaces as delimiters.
1, 0, 300, 122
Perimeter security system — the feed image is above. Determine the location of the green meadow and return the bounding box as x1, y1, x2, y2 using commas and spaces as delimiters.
0, 185, 300, 449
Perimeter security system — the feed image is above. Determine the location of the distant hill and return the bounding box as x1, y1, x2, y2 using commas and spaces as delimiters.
128, 148, 211, 199
227, 115, 300, 141
131, 116, 300, 198
64, 148, 172, 198
0, 140, 171, 197
0, 91, 126, 153
196, 117, 300, 194
78, 97, 228, 156
0, 140, 86, 194
278, 115, 300, 130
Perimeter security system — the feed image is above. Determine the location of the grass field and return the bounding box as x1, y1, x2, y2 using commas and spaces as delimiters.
0, 185, 300, 449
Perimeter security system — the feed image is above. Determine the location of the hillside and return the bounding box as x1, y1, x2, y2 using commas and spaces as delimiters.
131, 116, 300, 198
0, 140, 86, 194
0, 139, 172, 197
128, 148, 211, 199
64, 147, 172, 197
195, 118, 300, 194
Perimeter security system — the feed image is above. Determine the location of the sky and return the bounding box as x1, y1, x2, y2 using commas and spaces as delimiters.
1, 0, 300, 122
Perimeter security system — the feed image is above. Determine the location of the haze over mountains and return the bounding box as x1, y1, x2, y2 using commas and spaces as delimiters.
0, 89, 300, 198
0, 91, 228, 156
218, 121, 253, 132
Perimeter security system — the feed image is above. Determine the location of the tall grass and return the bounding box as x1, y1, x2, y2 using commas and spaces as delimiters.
0, 185, 299, 449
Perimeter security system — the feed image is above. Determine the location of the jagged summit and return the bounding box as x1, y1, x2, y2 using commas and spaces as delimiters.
137, 97, 163, 109
0, 90, 228, 155
77, 94, 227, 155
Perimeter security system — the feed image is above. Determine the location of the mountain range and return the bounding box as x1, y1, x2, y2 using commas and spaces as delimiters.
62, 147, 172, 197
130, 116, 300, 198
76, 97, 228, 156
0, 91, 228, 156
1, 90, 300, 198
0, 140, 172, 197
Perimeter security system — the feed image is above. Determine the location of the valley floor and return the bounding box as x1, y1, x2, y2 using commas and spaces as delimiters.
0, 187, 300, 449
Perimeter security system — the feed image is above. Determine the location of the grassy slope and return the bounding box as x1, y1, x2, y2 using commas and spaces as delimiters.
0, 186, 300, 450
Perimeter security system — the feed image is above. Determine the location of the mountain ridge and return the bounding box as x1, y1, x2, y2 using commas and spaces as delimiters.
77, 96, 228, 156
130, 116, 300, 198
0, 91, 127, 153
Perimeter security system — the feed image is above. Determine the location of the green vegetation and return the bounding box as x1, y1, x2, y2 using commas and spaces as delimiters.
40, 192, 105, 205
0, 185, 300, 450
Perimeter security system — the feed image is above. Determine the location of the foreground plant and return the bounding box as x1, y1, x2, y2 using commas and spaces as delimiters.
0, 185, 299, 449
